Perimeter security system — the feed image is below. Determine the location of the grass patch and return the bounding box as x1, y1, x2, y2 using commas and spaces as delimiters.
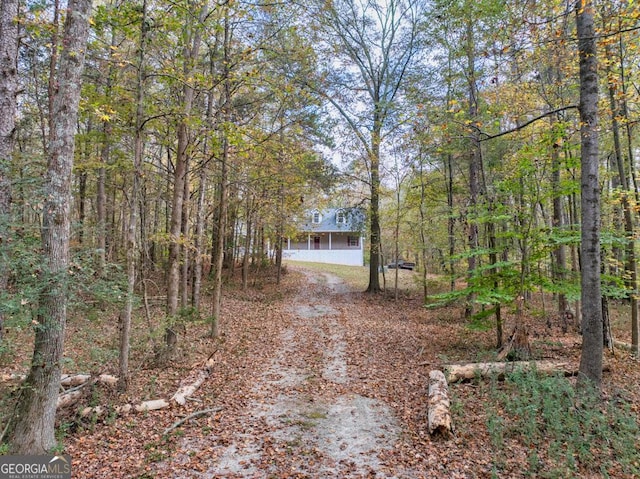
485, 369, 640, 478
284, 260, 425, 293
285, 261, 370, 290
304, 410, 327, 420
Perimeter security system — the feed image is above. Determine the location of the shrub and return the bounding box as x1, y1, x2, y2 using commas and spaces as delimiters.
485, 369, 639, 478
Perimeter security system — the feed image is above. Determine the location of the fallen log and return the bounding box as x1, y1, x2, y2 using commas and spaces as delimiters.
80, 404, 134, 418
135, 399, 170, 412
427, 370, 453, 437
81, 398, 173, 418
170, 353, 217, 406
60, 374, 91, 387
444, 360, 574, 383
57, 390, 84, 409
171, 367, 209, 406
613, 340, 638, 354
1, 373, 26, 382
60, 373, 118, 388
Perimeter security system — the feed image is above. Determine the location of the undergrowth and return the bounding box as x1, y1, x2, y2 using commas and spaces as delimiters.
484, 369, 639, 478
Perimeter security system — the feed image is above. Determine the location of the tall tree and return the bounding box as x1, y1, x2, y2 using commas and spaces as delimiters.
119, 0, 149, 392
0, 0, 19, 343
310, 0, 422, 293
163, 0, 208, 359
9, 0, 92, 453
576, 0, 603, 390
209, 5, 230, 338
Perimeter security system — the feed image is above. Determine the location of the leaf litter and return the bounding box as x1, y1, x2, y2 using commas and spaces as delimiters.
2, 265, 635, 478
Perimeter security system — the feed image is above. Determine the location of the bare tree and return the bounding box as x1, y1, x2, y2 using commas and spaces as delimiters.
9, 0, 92, 453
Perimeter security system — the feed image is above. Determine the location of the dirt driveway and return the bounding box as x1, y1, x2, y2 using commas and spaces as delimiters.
165, 269, 416, 478
59, 265, 640, 478
67, 266, 488, 478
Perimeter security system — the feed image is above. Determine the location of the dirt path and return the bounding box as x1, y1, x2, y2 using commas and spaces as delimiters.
165, 269, 412, 478
58, 265, 640, 478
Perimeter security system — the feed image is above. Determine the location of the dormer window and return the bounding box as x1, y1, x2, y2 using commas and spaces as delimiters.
312, 211, 322, 224
336, 210, 346, 225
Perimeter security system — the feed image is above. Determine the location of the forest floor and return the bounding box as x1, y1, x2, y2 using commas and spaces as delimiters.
2, 265, 640, 478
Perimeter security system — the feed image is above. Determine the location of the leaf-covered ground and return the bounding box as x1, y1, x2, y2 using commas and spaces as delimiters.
2, 266, 639, 478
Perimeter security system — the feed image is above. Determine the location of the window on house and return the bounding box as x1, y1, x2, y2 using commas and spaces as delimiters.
347, 236, 359, 247
336, 210, 345, 225
312, 211, 322, 224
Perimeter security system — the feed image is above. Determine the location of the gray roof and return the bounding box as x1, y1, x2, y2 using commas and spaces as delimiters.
297, 208, 365, 233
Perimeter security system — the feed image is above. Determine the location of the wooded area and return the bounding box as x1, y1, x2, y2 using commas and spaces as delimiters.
0, 0, 639, 468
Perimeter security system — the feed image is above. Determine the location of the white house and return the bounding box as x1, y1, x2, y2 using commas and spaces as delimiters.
283, 208, 365, 266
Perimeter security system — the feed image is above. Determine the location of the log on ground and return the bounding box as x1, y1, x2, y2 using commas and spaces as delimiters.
170, 355, 216, 406
444, 360, 574, 383
427, 370, 453, 437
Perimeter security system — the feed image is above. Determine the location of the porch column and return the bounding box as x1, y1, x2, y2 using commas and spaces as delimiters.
329, 232, 332, 250
307, 234, 311, 250
287, 238, 290, 250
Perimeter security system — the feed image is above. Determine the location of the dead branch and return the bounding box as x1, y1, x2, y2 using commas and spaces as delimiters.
163, 407, 222, 436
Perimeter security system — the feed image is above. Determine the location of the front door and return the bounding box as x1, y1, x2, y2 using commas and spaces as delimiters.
314, 236, 320, 250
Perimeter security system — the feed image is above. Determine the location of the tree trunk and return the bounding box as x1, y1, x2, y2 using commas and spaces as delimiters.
163, 2, 207, 360
180, 162, 190, 308
446, 153, 455, 292
606, 53, 638, 356
366, 107, 382, 293
0, 0, 19, 344
9, 0, 92, 453
393, 180, 401, 301
464, 17, 481, 318
46, 0, 60, 151
613, 33, 640, 356
77, 169, 87, 244
551, 120, 568, 318
165, 107, 190, 359
487, 205, 502, 349
576, 0, 603, 390
192, 73, 216, 310
96, 116, 109, 273
417, 157, 429, 302
242, 207, 252, 291
210, 8, 231, 338
192, 164, 207, 311
120, 0, 148, 392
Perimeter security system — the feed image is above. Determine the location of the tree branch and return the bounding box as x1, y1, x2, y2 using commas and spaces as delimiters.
478, 105, 578, 142
163, 407, 222, 436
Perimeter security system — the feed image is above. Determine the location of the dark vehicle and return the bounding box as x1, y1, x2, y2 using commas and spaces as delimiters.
387, 260, 415, 271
